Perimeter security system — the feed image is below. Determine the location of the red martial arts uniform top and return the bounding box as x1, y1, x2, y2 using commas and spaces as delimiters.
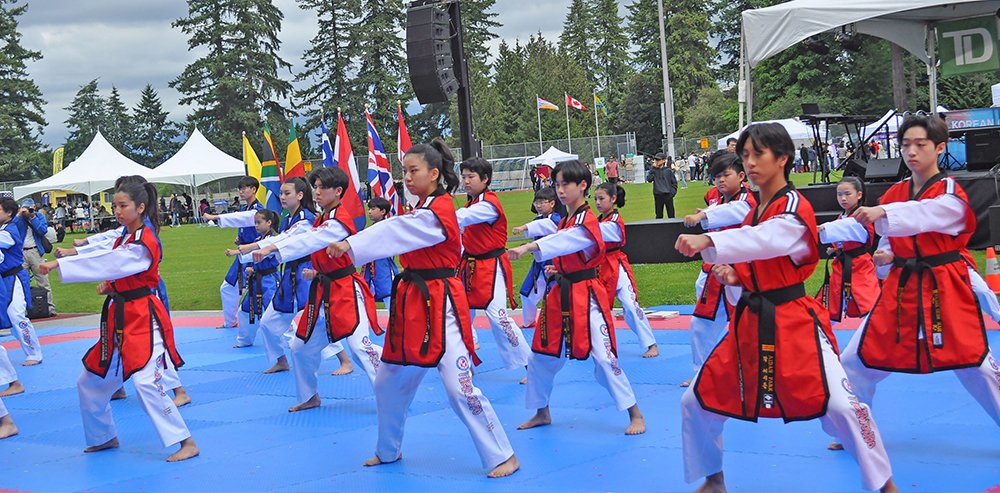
597, 210, 638, 308
83, 226, 184, 379
859, 174, 987, 373
532, 204, 616, 360
297, 204, 381, 344
382, 193, 479, 368
693, 186, 757, 321
694, 185, 837, 422
459, 191, 516, 309
819, 212, 879, 322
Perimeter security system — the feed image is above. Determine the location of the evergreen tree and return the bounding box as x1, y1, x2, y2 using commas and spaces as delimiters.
63, 79, 106, 162
490, 41, 531, 143
660, 0, 715, 128
614, 74, 663, 155
589, 0, 631, 113
524, 34, 592, 144
0, 0, 47, 180
295, 0, 360, 134
352, 0, 410, 142
131, 84, 181, 166
558, 0, 595, 83
104, 86, 132, 154
625, 0, 660, 75
171, 0, 294, 156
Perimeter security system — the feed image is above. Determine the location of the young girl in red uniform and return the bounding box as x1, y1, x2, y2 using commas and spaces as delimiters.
40, 182, 199, 462
675, 123, 894, 492
841, 114, 1000, 432
817, 176, 879, 324
457, 157, 530, 371
593, 182, 658, 358
326, 138, 519, 478
681, 152, 756, 386
508, 160, 646, 435
251, 168, 383, 412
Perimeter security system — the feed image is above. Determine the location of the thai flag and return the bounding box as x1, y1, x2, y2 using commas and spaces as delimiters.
365, 110, 399, 215
332, 112, 367, 231
320, 119, 335, 169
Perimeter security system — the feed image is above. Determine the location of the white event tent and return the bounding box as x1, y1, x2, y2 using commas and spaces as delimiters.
529, 146, 579, 166
739, 0, 1000, 125
13, 131, 184, 201
146, 128, 244, 188
717, 118, 814, 149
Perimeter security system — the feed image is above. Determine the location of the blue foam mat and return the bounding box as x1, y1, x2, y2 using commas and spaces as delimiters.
1, 321, 998, 492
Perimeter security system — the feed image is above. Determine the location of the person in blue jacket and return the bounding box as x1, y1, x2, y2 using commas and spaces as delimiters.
361, 197, 399, 306
2, 198, 43, 366
16, 204, 56, 316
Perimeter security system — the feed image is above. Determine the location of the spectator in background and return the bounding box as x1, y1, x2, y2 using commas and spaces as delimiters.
687, 153, 698, 184
182, 192, 194, 223
799, 144, 809, 173
673, 154, 688, 189
807, 146, 816, 172
606, 154, 620, 184
726, 138, 738, 154
646, 152, 678, 218
53, 201, 67, 239
74, 203, 86, 231
19, 207, 57, 316
199, 199, 209, 217
169, 193, 181, 227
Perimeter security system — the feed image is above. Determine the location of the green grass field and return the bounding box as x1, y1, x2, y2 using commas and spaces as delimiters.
47, 173, 987, 314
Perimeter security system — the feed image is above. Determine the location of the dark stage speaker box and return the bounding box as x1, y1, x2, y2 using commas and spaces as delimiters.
966, 128, 1000, 171
842, 158, 867, 179
406, 5, 459, 104
865, 158, 906, 182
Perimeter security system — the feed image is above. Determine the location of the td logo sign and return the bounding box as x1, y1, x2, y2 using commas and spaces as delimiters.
938, 16, 1000, 77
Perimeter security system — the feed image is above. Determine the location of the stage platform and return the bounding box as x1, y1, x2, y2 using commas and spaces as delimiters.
1, 310, 998, 493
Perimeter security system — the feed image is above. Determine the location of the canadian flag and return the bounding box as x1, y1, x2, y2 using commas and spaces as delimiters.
566, 94, 587, 111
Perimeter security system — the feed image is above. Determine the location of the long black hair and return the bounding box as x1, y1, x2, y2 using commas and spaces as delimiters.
737, 122, 795, 179
116, 181, 161, 234
284, 176, 315, 213
405, 137, 458, 195
596, 182, 626, 208
256, 209, 280, 236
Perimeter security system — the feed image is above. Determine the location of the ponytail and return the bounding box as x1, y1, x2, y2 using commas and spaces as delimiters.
116, 181, 160, 234
256, 209, 280, 235
596, 182, 626, 208
406, 137, 459, 195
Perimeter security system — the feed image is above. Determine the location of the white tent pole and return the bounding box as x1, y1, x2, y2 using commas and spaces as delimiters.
927, 23, 938, 112
739, 24, 746, 129
536, 95, 543, 154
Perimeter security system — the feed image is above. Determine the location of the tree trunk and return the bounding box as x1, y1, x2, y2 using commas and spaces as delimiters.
891, 43, 907, 111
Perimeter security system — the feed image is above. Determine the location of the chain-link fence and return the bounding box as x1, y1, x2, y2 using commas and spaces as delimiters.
662, 133, 731, 159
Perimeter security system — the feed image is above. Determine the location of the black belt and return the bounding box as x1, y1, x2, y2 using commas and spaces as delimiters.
606, 246, 622, 253
733, 282, 806, 413
891, 250, 961, 348
543, 268, 597, 356
388, 268, 457, 357
99, 287, 154, 371
462, 248, 505, 293
819, 246, 870, 315
278, 257, 309, 307
301, 265, 357, 342
246, 266, 279, 323
1, 266, 22, 278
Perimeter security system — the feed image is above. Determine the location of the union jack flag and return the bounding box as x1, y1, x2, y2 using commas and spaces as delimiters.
365, 109, 399, 215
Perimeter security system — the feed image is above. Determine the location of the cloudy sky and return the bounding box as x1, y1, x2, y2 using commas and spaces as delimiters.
17, 0, 627, 149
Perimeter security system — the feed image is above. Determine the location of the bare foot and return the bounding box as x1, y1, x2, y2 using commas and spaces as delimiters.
642, 344, 659, 358
518, 376, 527, 385
880, 477, 898, 493
110, 387, 127, 400
166, 437, 199, 462
233, 343, 251, 349
263, 356, 289, 374
625, 404, 646, 435
695, 472, 726, 493
679, 379, 692, 388
22, 359, 42, 366
0, 415, 18, 439
288, 394, 320, 412
474, 343, 481, 350
0, 381, 25, 397
517, 407, 552, 430
363, 453, 401, 467
487, 454, 520, 478
84, 437, 119, 453
331, 352, 353, 376
827, 441, 844, 451
172, 387, 192, 408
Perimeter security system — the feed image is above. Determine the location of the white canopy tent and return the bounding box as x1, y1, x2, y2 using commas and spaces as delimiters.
861, 105, 951, 139
529, 146, 579, 166
717, 118, 815, 149
739, 0, 1000, 125
13, 131, 184, 200
146, 128, 244, 187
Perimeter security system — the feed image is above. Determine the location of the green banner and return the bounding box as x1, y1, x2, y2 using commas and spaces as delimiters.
938, 16, 1000, 78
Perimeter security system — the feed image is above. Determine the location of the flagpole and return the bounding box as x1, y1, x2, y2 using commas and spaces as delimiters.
593, 91, 602, 158
536, 95, 543, 154
565, 92, 572, 152
242, 130, 247, 175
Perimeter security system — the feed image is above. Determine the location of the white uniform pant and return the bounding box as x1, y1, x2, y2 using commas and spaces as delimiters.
682, 327, 893, 491
219, 280, 240, 328
613, 265, 655, 350
288, 283, 383, 404
968, 267, 1000, 323
840, 322, 1000, 427
0, 344, 11, 419
525, 295, 637, 412
258, 304, 297, 364
373, 297, 514, 470
689, 271, 738, 372
77, 324, 191, 448
519, 270, 547, 327
8, 275, 42, 362
470, 267, 530, 369
236, 309, 266, 348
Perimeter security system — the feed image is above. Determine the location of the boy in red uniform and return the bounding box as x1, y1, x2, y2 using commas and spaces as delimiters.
681, 151, 757, 386
675, 123, 895, 492
841, 114, 1000, 429
457, 157, 530, 371
508, 160, 646, 435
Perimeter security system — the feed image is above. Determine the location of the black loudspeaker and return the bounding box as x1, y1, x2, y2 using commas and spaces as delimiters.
865, 158, 906, 182
842, 158, 867, 179
406, 5, 459, 104
990, 205, 1000, 246
966, 128, 1000, 170
27, 286, 49, 319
